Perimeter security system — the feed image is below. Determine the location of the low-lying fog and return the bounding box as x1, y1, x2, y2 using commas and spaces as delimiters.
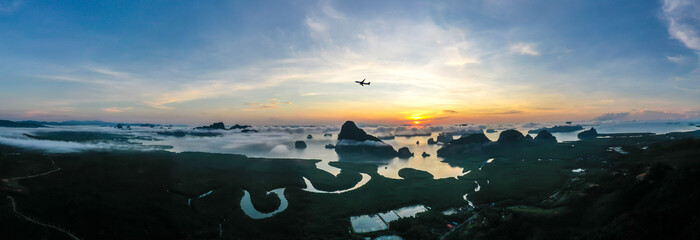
1, 121, 697, 179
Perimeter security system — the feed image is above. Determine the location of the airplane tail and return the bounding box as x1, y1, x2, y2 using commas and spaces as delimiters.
367, 82, 370, 85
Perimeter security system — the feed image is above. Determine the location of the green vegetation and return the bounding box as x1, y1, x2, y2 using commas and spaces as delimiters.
0, 144, 476, 239
426, 132, 700, 239
1, 130, 699, 239
0, 120, 47, 128
398, 168, 434, 180
527, 125, 583, 134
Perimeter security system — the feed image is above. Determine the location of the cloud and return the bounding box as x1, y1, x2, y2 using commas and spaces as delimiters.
520, 122, 542, 128
297, 5, 490, 84
35, 73, 138, 94
243, 99, 292, 111
146, 80, 263, 109
362, 123, 488, 137
430, 116, 452, 120
490, 110, 523, 115
442, 109, 458, 114
269, 144, 291, 154
667, 55, 687, 63
594, 110, 694, 121
20, 110, 50, 117
244, 104, 279, 110
319, 1, 345, 19
0, 137, 106, 153
632, 110, 686, 120
594, 112, 630, 121
36, 75, 94, 84
90, 67, 130, 78
661, 0, 700, 51
509, 43, 540, 56
37, 68, 280, 110
0, 0, 22, 12
18, 1, 693, 124
0, 127, 154, 153
22, 3, 563, 119
142, 69, 306, 109
103, 107, 134, 113
306, 17, 328, 33
685, 110, 700, 118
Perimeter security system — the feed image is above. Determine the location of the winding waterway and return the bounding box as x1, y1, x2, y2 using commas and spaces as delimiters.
302, 173, 371, 194
241, 173, 372, 219
240, 188, 288, 219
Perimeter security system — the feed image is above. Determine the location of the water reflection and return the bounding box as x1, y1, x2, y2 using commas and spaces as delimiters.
608, 146, 629, 154
302, 173, 371, 194
393, 205, 429, 218
137, 121, 696, 181
374, 235, 403, 240
199, 190, 213, 198
463, 193, 475, 208
377, 157, 465, 179
442, 208, 459, 215
350, 205, 428, 233
240, 188, 288, 219
154, 131, 467, 179
376, 134, 466, 179
350, 215, 387, 233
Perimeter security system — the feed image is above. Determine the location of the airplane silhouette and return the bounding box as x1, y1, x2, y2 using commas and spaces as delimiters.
355, 79, 370, 86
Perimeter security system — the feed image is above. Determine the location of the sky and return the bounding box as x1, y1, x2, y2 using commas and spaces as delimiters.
0, 0, 699, 125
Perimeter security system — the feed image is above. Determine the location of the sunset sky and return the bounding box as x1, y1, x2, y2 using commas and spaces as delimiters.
1, 0, 699, 125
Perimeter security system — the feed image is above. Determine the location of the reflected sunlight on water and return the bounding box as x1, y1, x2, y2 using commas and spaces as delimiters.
135, 121, 697, 180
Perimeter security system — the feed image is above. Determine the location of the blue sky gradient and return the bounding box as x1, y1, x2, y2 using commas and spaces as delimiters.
0, 0, 698, 125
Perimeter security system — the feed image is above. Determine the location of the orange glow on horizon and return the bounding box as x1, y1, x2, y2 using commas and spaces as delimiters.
300, 103, 598, 126
408, 113, 431, 121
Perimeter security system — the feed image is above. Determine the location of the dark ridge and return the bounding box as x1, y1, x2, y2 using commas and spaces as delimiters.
527, 125, 583, 134
534, 130, 557, 143
229, 124, 252, 130
337, 121, 382, 142
578, 127, 598, 140
0, 120, 47, 128
195, 122, 227, 130
397, 147, 413, 158
452, 133, 492, 145
497, 129, 526, 144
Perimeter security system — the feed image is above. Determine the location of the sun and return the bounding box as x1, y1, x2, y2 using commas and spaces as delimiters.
408, 114, 425, 120
407, 113, 431, 125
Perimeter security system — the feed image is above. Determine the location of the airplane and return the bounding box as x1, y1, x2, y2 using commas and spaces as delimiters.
355, 79, 370, 86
